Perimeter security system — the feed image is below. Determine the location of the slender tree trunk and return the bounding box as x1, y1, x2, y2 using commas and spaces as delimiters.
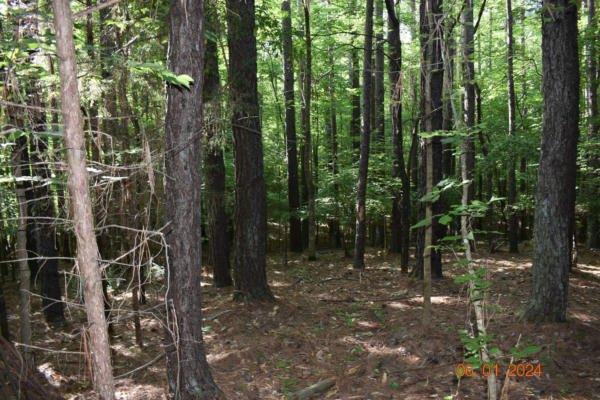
51, 0, 115, 397
442, 35, 455, 178
587, 0, 600, 249
0, 285, 9, 340
461, 0, 476, 203
371, 0, 385, 248
413, 0, 443, 280
354, 0, 374, 270
386, 0, 409, 272
205, 3, 232, 287
350, 43, 361, 158
227, 0, 274, 301
13, 138, 32, 365
300, 0, 316, 261
506, 0, 519, 253
282, 0, 303, 253
524, 0, 579, 323
326, 0, 341, 248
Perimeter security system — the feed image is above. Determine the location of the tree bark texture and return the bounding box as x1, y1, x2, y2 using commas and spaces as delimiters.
12, 138, 32, 366
282, 0, 303, 253
461, 0, 476, 203
300, 0, 317, 261
414, 0, 443, 279
163, 0, 224, 398
353, 0, 374, 270
227, 0, 274, 301
386, 0, 410, 272
506, 0, 519, 253
524, 0, 579, 323
51, 0, 115, 398
350, 46, 361, 157
204, 3, 233, 288
586, 0, 600, 249
28, 94, 65, 324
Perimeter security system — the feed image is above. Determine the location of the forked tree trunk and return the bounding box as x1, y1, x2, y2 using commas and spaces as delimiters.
51, 0, 115, 398
524, 0, 579, 323
354, 0, 374, 270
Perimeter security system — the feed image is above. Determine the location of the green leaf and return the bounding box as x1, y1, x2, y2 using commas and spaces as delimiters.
411, 215, 433, 230
439, 215, 452, 225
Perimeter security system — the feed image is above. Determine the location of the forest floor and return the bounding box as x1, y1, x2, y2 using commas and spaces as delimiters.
5, 244, 600, 399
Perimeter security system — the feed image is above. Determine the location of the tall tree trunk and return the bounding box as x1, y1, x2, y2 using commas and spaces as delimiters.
386, 0, 409, 272
506, 0, 519, 253
461, 0, 476, 203
227, 0, 274, 301
442, 35, 455, 178
205, 3, 232, 288
587, 0, 600, 249
524, 0, 579, 323
282, 0, 303, 253
300, 0, 316, 261
13, 138, 32, 366
51, 0, 115, 397
28, 88, 65, 325
326, 0, 341, 248
350, 43, 361, 158
413, 0, 443, 280
30, 139, 65, 325
371, 0, 385, 248
353, 0, 374, 270
163, 0, 224, 398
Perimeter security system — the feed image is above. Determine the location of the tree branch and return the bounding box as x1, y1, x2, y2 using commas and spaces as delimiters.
73, 0, 121, 19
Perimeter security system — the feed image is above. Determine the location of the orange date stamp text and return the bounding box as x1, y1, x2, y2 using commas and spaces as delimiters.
456, 363, 542, 377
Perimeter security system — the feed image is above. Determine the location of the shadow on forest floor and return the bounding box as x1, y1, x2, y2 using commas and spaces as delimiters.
3, 245, 600, 399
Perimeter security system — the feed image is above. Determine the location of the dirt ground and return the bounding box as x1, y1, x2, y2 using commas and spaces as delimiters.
6, 245, 600, 399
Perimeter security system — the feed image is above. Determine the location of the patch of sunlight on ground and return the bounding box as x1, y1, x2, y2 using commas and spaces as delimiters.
269, 280, 290, 288
570, 311, 598, 323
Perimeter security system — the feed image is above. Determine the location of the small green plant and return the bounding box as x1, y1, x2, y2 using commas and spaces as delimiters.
348, 346, 363, 360
338, 311, 361, 326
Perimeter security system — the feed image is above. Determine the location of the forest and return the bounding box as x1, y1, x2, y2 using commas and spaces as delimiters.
0, 0, 599, 398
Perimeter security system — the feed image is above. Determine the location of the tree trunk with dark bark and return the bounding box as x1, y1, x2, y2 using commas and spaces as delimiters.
204, 3, 232, 288
586, 0, 600, 249
282, 0, 303, 253
163, 0, 224, 398
350, 44, 361, 158
300, 0, 317, 261
461, 0, 476, 203
524, 0, 579, 323
353, 0, 374, 270
51, 0, 115, 397
506, 0, 519, 253
413, 0, 443, 280
227, 0, 274, 301
386, 0, 409, 272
